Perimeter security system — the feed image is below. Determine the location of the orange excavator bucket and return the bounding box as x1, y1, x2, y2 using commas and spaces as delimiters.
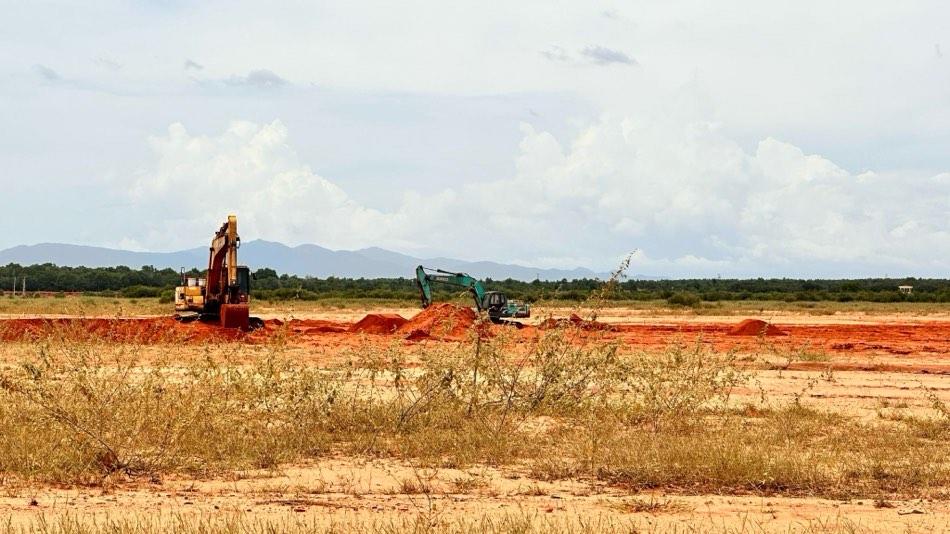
220, 304, 250, 330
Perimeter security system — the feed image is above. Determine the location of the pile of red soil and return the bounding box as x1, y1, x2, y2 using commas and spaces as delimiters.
539, 313, 608, 331
728, 319, 786, 336
349, 314, 408, 334
397, 303, 476, 340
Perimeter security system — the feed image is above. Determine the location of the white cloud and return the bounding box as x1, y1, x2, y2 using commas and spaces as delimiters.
539, 46, 570, 63
135, 121, 331, 243
10, 1, 947, 277
580, 45, 637, 66
461, 115, 948, 275
94, 57, 122, 72
129, 121, 447, 253
127, 117, 949, 277
33, 64, 61, 81
224, 69, 288, 88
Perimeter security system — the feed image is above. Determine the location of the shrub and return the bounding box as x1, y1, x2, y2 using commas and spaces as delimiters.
617, 341, 746, 431
121, 285, 161, 298
667, 291, 700, 307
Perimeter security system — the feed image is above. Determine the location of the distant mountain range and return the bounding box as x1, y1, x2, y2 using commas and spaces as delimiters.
0, 240, 625, 282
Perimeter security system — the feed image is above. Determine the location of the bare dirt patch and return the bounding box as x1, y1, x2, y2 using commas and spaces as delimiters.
2, 459, 948, 532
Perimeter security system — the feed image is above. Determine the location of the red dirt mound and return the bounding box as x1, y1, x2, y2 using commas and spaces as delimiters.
397, 303, 476, 340
539, 313, 609, 331
349, 314, 408, 334
728, 319, 786, 336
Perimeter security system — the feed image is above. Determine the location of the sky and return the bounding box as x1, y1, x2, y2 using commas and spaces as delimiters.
1, 1, 948, 278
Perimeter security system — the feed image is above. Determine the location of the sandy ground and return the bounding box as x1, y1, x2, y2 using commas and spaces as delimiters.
2, 305, 950, 531
4, 459, 949, 532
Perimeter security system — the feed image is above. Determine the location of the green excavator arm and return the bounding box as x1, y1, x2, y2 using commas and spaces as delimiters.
415, 265, 487, 311
414, 265, 530, 321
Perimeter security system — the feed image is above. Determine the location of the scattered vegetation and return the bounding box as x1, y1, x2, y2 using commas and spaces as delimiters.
0, 317, 948, 501
3, 262, 949, 303
0, 510, 892, 534
2, 260, 949, 531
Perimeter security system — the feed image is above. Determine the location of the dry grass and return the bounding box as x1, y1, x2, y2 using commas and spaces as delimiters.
579, 405, 950, 499
0, 510, 902, 534
2, 264, 950, 531
537, 298, 950, 317
0, 319, 948, 502
2, 294, 948, 320
0, 296, 168, 317
758, 340, 833, 369
5, 269, 950, 534
2, 301, 950, 533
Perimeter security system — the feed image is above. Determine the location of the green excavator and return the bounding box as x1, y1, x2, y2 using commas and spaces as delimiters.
414, 265, 530, 324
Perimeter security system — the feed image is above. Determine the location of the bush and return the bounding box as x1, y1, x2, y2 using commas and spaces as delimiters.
618, 341, 745, 431
667, 292, 700, 307
120, 285, 161, 298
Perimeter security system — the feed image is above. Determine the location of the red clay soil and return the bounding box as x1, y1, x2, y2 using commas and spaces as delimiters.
4, 315, 950, 372
396, 303, 476, 340
608, 320, 950, 363
540, 313, 609, 331
0, 317, 253, 344
286, 319, 350, 334
727, 318, 787, 336
349, 314, 408, 334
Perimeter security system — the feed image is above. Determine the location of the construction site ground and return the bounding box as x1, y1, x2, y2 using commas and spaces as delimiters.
1, 299, 949, 532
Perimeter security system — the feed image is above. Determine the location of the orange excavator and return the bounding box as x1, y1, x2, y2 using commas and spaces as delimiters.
174, 215, 262, 329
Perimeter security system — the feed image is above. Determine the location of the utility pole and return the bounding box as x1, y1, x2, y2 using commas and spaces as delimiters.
21, 276, 25, 295
12, 275, 15, 297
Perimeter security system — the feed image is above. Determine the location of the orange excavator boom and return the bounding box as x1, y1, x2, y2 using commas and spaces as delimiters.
174, 215, 253, 329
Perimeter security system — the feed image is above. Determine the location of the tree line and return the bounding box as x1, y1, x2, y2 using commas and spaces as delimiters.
2, 262, 948, 303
